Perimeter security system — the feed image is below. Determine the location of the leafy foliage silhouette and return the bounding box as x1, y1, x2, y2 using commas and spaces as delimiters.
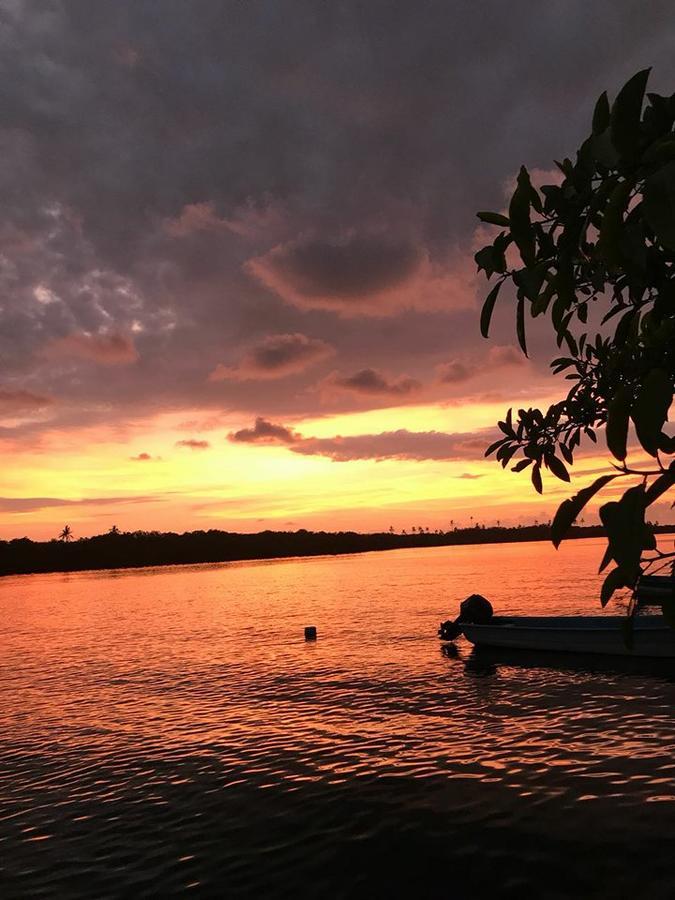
476, 69, 675, 611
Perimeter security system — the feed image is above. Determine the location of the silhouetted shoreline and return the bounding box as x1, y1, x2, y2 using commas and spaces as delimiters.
2, 523, 675, 578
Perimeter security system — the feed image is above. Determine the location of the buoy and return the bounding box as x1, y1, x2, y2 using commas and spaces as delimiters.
304, 626, 317, 640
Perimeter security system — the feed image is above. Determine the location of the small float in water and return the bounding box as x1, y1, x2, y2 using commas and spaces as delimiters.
439, 594, 675, 659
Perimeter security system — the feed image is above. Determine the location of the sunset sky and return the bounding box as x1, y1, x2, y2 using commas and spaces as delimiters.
2, 1, 675, 540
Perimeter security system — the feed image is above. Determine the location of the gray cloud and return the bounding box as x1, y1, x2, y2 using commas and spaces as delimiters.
246, 234, 425, 314
437, 361, 474, 384
210, 332, 333, 381
0, 1, 673, 435
228, 417, 299, 444
42, 331, 139, 365
0, 389, 53, 415
437, 345, 526, 384
175, 439, 210, 450
330, 368, 421, 396
290, 428, 494, 462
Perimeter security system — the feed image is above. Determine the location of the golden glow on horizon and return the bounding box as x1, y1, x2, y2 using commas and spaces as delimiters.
0, 395, 649, 540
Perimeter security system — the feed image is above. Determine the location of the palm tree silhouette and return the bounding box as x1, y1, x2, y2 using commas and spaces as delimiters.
59, 524, 73, 542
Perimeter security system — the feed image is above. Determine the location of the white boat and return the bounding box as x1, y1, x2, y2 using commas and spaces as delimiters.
461, 615, 675, 658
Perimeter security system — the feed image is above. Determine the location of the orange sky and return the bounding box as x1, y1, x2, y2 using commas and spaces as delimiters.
1, 8, 673, 541
3, 391, 662, 541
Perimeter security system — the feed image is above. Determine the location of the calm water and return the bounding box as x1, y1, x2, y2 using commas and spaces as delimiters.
1, 538, 674, 898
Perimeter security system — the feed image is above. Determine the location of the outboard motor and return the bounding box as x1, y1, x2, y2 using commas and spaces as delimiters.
459, 594, 493, 624
438, 594, 493, 641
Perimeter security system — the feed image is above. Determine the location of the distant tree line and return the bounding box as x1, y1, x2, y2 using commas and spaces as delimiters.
1, 522, 674, 578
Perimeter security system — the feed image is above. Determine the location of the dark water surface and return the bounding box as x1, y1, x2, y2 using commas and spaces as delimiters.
1, 538, 674, 898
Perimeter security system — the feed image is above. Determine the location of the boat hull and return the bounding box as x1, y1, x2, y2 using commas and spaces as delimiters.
461, 616, 675, 658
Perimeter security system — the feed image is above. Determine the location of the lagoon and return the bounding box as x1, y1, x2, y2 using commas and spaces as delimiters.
1, 538, 674, 897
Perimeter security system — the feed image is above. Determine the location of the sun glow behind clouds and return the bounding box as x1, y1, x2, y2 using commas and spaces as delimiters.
0, 390, 612, 540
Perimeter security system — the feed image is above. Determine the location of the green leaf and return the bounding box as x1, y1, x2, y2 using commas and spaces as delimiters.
531, 462, 542, 494
480, 281, 502, 339
485, 437, 507, 457
560, 444, 574, 465
477, 211, 511, 227
644, 463, 675, 505
591, 128, 620, 169
551, 474, 618, 548
599, 485, 646, 576
601, 567, 627, 607
514, 266, 546, 302
606, 385, 631, 461
597, 178, 633, 267
631, 368, 673, 456
516, 295, 528, 357
598, 543, 613, 574
546, 454, 570, 483
592, 91, 610, 135
643, 160, 675, 250
610, 68, 650, 160
509, 166, 536, 266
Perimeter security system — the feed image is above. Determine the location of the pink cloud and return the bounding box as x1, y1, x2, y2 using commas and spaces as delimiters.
327, 368, 422, 397
229, 417, 494, 462
209, 332, 334, 382
436, 344, 525, 384
43, 332, 138, 366
290, 428, 493, 462
164, 200, 282, 240
0, 389, 53, 415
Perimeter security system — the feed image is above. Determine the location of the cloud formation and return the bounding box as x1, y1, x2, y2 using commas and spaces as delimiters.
0, 389, 53, 415
437, 345, 525, 384
0, 0, 673, 448
43, 332, 138, 366
0, 494, 160, 513
210, 333, 333, 381
228, 417, 300, 444
329, 368, 421, 396
290, 428, 492, 462
229, 416, 492, 462
175, 439, 211, 450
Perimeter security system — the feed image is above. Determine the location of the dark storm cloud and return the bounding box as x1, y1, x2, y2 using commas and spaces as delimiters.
246, 235, 425, 313
228, 417, 299, 444
330, 368, 421, 396
1, 1, 674, 433
210, 332, 334, 381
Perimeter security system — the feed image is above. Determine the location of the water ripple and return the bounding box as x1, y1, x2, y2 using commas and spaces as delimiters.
1, 540, 675, 897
